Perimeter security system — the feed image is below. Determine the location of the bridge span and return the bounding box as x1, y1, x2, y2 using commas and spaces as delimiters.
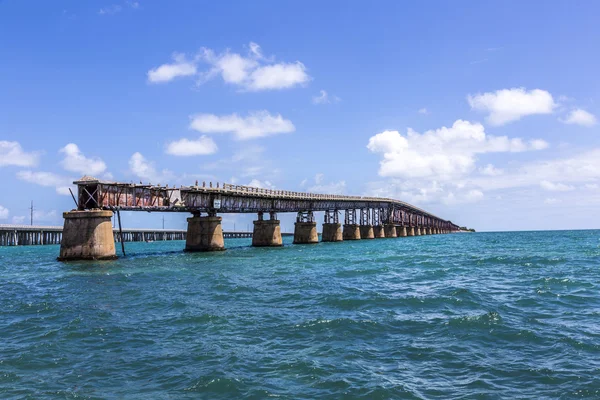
58, 176, 460, 260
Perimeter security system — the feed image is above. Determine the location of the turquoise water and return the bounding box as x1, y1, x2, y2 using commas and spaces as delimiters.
1, 231, 600, 399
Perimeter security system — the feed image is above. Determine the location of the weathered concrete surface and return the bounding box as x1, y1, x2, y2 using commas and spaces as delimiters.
426, 227, 433, 235
185, 216, 225, 252
252, 219, 282, 247
373, 225, 385, 238
59, 210, 116, 261
397, 225, 408, 237
343, 224, 361, 240
293, 222, 318, 244
322, 223, 343, 242
407, 226, 415, 236
359, 225, 375, 239
384, 224, 397, 238
415, 227, 421, 236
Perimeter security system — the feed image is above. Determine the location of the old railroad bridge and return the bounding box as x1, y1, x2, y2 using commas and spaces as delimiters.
58, 176, 460, 260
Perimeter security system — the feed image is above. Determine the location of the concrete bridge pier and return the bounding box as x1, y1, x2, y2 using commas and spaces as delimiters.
397, 225, 408, 237
322, 210, 342, 242
293, 211, 318, 244
373, 225, 385, 238
252, 211, 282, 247
343, 224, 361, 240
407, 226, 415, 236
185, 214, 225, 252
322, 223, 343, 242
415, 227, 422, 236
384, 224, 397, 238
58, 210, 117, 261
359, 225, 374, 239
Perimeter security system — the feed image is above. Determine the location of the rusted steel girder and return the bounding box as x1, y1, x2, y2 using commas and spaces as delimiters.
73, 177, 461, 231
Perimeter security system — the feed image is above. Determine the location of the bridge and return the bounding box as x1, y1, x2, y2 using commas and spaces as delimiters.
58, 176, 460, 260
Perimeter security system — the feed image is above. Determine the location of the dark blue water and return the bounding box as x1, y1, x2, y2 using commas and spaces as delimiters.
1, 231, 600, 399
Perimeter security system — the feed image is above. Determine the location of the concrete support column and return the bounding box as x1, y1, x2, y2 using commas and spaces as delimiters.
343, 224, 361, 240
384, 224, 397, 238
59, 210, 116, 261
322, 223, 343, 242
373, 225, 385, 238
407, 226, 415, 236
397, 225, 408, 237
185, 215, 225, 252
359, 225, 375, 239
252, 219, 282, 247
415, 227, 421, 236
293, 222, 319, 244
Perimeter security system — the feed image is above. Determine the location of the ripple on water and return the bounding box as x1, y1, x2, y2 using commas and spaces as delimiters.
1, 231, 600, 398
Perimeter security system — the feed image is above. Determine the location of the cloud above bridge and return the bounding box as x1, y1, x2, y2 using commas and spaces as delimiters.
60, 143, 107, 176
467, 88, 556, 126
147, 42, 310, 91
189, 111, 295, 140
166, 136, 218, 156
0, 141, 40, 167
367, 119, 548, 181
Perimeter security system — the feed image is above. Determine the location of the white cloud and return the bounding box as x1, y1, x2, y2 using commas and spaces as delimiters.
480, 164, 503, 176
540, 180, 574, 192
59, 143, 107, 176
16, 171, 73, 195
0, 141, 40, 167
0, 205, 8, 219
247, 179, 275, 189
307, 173, 346, 195
189, 111, 295, 140
128, 152, 173, 184
443, 189, 484, 205
312, 90, 340, 104
11, 216, 25, 224
468, 88, 556, 125
418, 108, 429, 115
147, 53, 197, 83
367, 119, 547, 181
166, 136, 218, 156
585, 183, 599, 190
560, 109, 597, 127
149, 42, 310, 91
467, 149, 600, 192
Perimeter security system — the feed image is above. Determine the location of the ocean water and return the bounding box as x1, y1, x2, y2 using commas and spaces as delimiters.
1, 231, 600, 399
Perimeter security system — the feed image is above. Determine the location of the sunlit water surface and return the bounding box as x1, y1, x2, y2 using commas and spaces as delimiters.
1, 231, 600, 399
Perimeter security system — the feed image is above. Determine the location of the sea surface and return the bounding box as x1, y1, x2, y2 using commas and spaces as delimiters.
1, 230, 600, 399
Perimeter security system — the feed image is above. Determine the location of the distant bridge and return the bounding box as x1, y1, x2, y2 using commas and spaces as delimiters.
0, 224, 257, 246
57, 176, 460, 260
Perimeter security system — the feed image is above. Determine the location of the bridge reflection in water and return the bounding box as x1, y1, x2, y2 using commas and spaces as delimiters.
57, 176, 460, 260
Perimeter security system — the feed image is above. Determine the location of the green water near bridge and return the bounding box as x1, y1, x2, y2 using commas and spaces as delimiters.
1, 231, 599, 398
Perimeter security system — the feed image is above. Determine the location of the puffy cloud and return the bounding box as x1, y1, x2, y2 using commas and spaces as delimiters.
540, 180, 575, 192
0, 141, 40, 167
560, 109, 597, 127
60, 143, 107, 176
0, 205, 8, 219
147, 53, 197, 83
128, 152, 173, 184
148, 43, 310, 91
468, 88, 556, 125
16, 171, 73, 195
418, 108, 429, 115
166, 136, 218, 156
189, 111, 295, 140
367, 120, 547, 181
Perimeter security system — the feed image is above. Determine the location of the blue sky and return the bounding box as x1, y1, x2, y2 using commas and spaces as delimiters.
1, 0, 599, 232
